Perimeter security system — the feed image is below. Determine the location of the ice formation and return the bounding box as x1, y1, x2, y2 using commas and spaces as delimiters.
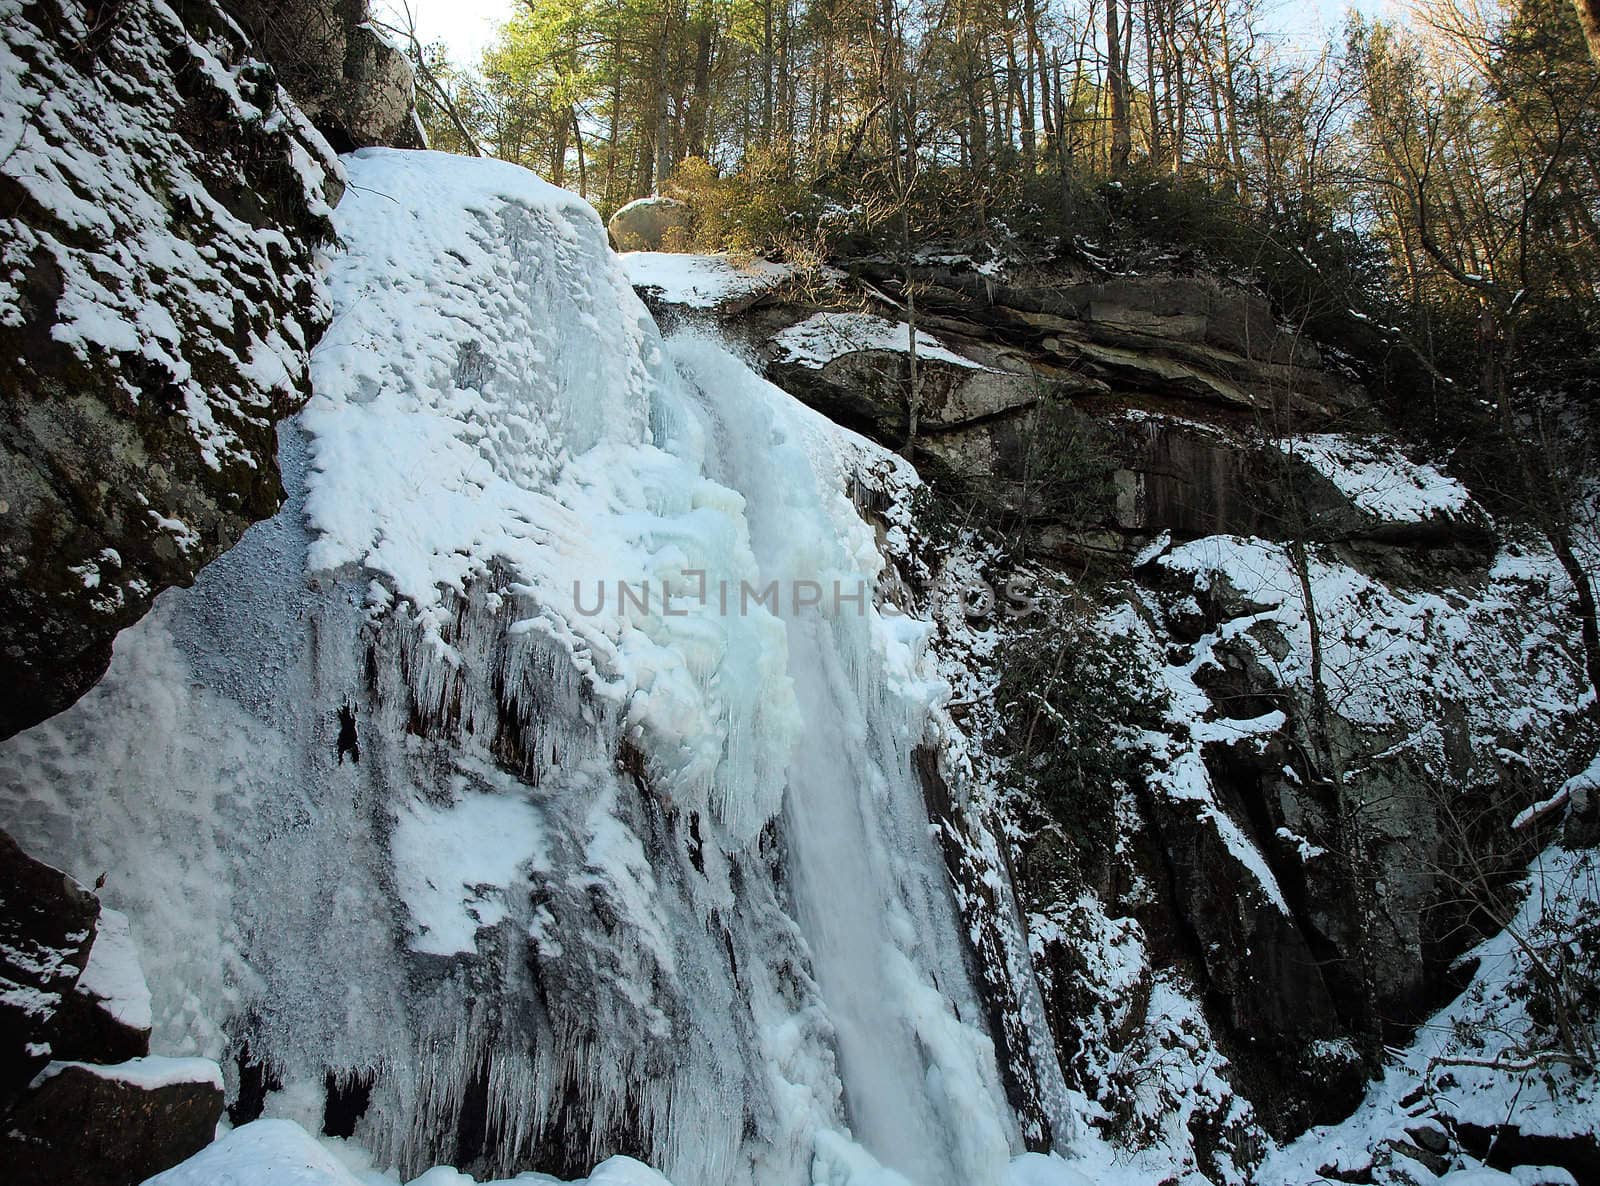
0, 149, 1053, 1185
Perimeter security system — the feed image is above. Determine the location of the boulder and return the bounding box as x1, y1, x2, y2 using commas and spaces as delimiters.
608, 197, 693, 252
1, 832, 155, 1101
0, 0, 339, 739
223, 1, 422, 150
1, 1057, 224, 1186
0, 829, 100, 1096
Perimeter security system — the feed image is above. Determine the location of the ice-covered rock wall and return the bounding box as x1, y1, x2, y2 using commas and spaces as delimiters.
0, 149, 1045, 1186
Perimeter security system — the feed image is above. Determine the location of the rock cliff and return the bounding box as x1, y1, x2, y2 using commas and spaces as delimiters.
0, 0, 343, 738
636, 247, 1600, 1181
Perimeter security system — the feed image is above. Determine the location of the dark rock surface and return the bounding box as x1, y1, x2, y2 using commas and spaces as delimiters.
0, 0, 339, 739
3, 1058, 223, 1186
0, 828, 101, 1096
222, 0, 422, 151
1, 830, 155, 1096
0, 828, 204, 1184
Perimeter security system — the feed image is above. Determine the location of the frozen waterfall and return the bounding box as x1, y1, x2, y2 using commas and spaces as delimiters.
0, 149, 1055, 1186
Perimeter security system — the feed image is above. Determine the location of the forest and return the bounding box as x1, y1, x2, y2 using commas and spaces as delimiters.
394, 0, 1600, 321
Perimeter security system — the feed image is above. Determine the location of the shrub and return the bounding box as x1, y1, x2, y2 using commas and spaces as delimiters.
665, 150, 822, 256
996, 605, 1167, 896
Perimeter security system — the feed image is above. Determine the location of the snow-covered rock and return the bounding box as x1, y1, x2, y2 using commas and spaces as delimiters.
621, 252, 794, 312
8, 1055, 222, 1185
0, 0, 339, 737
772, 312, 991, 372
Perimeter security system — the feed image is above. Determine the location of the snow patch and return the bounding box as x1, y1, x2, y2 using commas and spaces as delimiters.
1284, 435, 1475, 524
620, 252, 793, 308
771, 312, 989, 371
33, 1053, 221, 1092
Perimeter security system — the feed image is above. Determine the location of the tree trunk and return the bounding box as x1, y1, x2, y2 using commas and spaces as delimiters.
653, 30, 672, 191
571, 107, 588, 197
763, 0, 775, 140
1573, 0, 1600, 64
903, 276, 921, 458
1106, 0, 1132, 172
687, 6, 714, 158
604, 26, 622, 205
1551, 528, 1600, 710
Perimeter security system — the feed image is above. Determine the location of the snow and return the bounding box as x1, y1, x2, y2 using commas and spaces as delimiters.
307, 148, 800, 846
909, 247, 1007, 279
149, 1120, 1103, 1186
613, 195, 681, 218
620, 252, 793, 309
1155, 534, 1584, 735
1283, 435, 1476, 524
771, 312, 989, 371
1131, 530, 1172, 568
1, 982, 60, 1021
390, 790, 545, 957
142, 1119, 366, 1186
34, 1054, 221, 1092
74, 907, 153, 1033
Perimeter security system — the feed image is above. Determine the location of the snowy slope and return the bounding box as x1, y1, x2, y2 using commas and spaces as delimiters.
1260, 846, 1600, 1186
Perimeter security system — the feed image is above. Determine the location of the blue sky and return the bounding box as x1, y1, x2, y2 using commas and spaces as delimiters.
377, 0, 1406, 71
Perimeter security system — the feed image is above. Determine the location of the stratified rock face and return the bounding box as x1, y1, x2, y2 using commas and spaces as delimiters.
4, 1057, 223, 1186
0, 0, 340, 739
222, 0, 422, 150
714, 257, 1503, 567
739, 259, 1383, 552
754, 260, 1363, 435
